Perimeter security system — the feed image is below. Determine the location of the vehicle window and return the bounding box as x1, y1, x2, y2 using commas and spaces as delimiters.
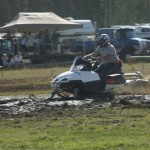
120, 29, 137, 38
115, 30, 120, 38
2, 40, 11, 50
141, 28, 150, 32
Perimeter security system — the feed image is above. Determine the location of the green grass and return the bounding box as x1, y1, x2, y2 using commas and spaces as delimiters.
0, 108, 149, 150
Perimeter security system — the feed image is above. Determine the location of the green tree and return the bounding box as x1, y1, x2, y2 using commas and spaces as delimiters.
1, 0, 150, 28
0, 0, 10, 26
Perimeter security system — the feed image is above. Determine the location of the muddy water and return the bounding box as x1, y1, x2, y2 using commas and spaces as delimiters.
0, 94, 150, 117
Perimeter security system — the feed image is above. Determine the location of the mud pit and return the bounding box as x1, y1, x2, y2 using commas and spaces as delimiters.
0, 94, 150, 117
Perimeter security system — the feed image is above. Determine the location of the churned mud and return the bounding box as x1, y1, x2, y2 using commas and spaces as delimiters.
0, 94, 150, 117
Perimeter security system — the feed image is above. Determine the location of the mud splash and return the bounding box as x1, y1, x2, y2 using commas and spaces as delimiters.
0, 94, 150, 117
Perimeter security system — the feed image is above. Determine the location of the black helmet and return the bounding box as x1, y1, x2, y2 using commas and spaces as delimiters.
96, 34, 110, 47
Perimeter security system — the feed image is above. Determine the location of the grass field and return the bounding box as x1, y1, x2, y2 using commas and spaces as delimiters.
0, 108, 150, 150
0, 62, 150, 150
0, 62, 150, 96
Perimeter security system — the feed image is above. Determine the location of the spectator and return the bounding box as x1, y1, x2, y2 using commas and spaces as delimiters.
52, 29, 59, 50
26, 32, 34, 52
1, 54, 9, 67
13, 38, 18, 55
15, 52, 24, 68
33, 34, 40, 55
43, 29, 51, 44
20, 32, 27, 53
9, 54, 16, 68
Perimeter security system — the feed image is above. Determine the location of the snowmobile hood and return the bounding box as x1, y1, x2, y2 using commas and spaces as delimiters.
52, 70, 100, 83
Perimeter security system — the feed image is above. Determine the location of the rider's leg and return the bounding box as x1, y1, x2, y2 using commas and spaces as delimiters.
94, 63, 105, 76
99, 63, 118, 91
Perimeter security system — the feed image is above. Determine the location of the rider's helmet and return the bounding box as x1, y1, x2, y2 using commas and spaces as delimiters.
96, 34, 110, 47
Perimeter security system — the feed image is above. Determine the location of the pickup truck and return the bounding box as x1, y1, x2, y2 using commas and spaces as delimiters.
96, 27, 150, 61
70, 40, 96, 55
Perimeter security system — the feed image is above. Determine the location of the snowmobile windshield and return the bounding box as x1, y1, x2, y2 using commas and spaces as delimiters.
70, 56, 92, 71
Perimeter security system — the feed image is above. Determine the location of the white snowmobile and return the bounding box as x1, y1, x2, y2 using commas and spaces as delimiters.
50, 56, 134, 100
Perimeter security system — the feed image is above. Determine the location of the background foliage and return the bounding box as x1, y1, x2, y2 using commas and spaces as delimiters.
0, 0, 150, 29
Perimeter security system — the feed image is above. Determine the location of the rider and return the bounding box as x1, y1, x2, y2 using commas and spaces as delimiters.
84, 34, 121, 91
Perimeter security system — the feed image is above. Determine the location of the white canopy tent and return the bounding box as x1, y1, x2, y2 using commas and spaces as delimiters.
0, 12, 82, 33
0, 12, 82, 53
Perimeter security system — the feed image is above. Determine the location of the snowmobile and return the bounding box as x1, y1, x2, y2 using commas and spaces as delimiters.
50, 56, 143, 100
50, 56, 145, 99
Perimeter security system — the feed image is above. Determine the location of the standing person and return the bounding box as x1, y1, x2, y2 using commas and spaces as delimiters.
13, 38, 18, 55
20, 32, 27, 53
84, 34, 121, 91
52, 29, 59, 51
33, 33, 40, 55
26, 32, 34, 52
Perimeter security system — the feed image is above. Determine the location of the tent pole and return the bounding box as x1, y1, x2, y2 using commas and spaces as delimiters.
82, 33, 85, 56
15, 28, 19, 53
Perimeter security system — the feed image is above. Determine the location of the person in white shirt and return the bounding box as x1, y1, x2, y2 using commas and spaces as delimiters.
15, 52, 24, 68
9, 54, 16, 67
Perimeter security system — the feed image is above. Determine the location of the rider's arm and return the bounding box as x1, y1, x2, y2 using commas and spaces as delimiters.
84, 51, 97, 59
84, 46, 99, 59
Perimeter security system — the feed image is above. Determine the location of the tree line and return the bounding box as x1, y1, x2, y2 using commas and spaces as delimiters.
0, 0, 150, 29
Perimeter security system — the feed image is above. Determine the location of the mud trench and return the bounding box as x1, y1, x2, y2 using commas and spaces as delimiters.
0, 94, 150, 117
